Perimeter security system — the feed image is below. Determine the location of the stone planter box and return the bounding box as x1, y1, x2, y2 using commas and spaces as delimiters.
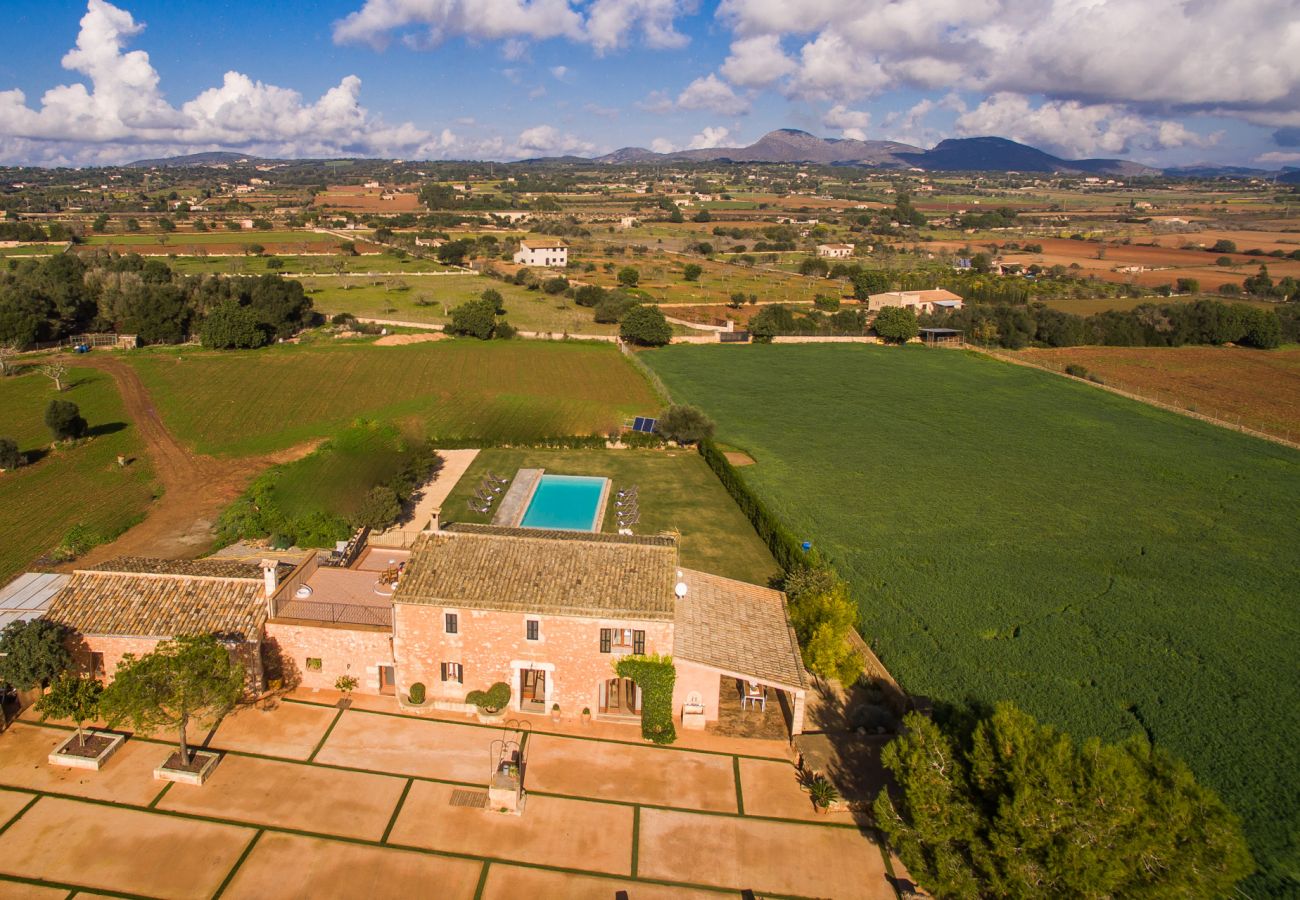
48, 730, 125, 771
154, 749, 221, 785
476, 708, 507, 725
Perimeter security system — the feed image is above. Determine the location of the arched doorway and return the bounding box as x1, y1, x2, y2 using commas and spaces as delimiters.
599, 677, 641, 717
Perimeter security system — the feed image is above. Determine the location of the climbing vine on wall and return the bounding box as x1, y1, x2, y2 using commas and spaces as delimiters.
615, 653, 676, 745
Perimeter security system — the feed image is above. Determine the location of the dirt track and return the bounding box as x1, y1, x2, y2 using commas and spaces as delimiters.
59, 355, 315, 567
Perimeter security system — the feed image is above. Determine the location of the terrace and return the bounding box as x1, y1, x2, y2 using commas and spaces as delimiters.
270, 547, 408, 628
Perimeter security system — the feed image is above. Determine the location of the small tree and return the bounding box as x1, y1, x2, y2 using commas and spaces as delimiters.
0, 437, 21, 469
785, 567, 863, 685
873, 306, 919, 344
0, 619, 71, 691
617, 266, 640, 288
45, 399, 88, 441
200, 301, 267, 350
37, 671, 103, 748
101, 634, 244, 768
38, 362, 68, 392
875, 703, 1254, 898
620, 305, 672, 346
656, 404, 714, 444
447, 298, 499, 340
480, 288, 506, 314
682, 263, 702, 282
356, 485, 401, 530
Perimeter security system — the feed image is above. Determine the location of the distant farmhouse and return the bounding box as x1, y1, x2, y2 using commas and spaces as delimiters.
513, 240, 568, 268
867, 288, 964, 315
816, 243, 854, 259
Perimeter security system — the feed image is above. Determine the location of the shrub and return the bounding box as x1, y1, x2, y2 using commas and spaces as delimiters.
656, 404, 714, 444
682, 263, 702, 282
446, 297, 499, 340
617, 266, 640, 288
574, 284, 606, 307
355, 485, 402, 530
408, 682, 426, 704
466, 681, 512, 712
615, 654, 676, 744
542, 276, 569, 295
45, 399, 88, 441
786, 566, 864, 685
200, 300, 268, 349
480, 288, 505, 313
52, 522, 101, 561
813, 294, 840, 311
594, 294, 637, 324
0, 437, 21, 469
335, 675, 359, 693
1064, 363, 1090, 378
331, 312, 355, 326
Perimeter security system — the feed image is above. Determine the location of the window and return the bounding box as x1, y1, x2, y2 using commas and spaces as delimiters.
306, 657, 322, 671
89, 652, 105, 679
526, 619, 540, 641
600, 628, 645, 654
445, 612, 458, 634
440, 662, 463, 683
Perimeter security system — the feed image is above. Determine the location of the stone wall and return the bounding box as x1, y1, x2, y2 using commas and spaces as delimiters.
393, 603, 674, 721
70, 634, 264, 696
264, 620, 394, 695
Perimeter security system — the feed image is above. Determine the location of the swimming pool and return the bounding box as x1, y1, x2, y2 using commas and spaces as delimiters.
519, 474, 609, 531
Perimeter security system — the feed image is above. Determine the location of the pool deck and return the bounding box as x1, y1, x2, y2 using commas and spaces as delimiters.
493, 468, 544, 528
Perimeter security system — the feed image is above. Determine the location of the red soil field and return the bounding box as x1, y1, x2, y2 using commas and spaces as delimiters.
1015, 346, 1300, 442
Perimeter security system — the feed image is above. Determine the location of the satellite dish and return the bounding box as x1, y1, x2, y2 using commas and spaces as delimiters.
674, 582, 688, 598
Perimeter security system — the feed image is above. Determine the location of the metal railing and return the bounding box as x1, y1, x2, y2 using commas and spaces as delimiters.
272, 598, 392, 628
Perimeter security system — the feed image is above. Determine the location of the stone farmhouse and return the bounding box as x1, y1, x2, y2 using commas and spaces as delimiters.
512, 240, 568, 268
816, 243, 854, 259
40, 523, 811, 735
866, 288, 964, 315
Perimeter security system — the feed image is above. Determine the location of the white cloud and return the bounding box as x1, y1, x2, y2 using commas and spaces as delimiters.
687, 126, 732, 149
713, 0, 1300, 125
1256, 151, 1300, 164
823, 104, 870, 140
636, 90, 675, 114
650, 137, 678, 153
720, 35, 795, 88
955, 92, 1217, 158
677, 74, 749, 114
515, 124, 596, 156
550, 65, 569, 80
583, 102, 620, 118
500, 38, 530, 60
0, 0, 441, 164
334, 0, 691, 54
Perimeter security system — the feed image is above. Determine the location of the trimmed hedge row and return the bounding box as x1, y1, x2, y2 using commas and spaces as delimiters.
616, 654, 676, 745
698, 438, 814, 573
428, 432, 663, 450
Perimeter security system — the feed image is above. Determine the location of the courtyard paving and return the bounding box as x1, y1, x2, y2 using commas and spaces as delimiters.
0, 693, 899, 899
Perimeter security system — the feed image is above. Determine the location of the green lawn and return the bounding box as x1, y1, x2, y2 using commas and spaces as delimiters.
0, 367, 158, 582
441, 448, 777, 585
126, 340, 659, 457
161, 255, 455, 276
645, 343, 1300, 896
302, 275, 621, 335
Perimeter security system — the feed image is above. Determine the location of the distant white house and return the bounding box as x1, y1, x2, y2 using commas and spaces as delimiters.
620, 216, 637, 229
816, 243, 853, 259
867, 289, 964, 315
513, 240, 568, 268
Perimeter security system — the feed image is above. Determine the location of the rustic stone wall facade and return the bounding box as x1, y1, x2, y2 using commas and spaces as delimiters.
393, 603, 676, 721
70, 634, 264, 696
264, 620, 393, 694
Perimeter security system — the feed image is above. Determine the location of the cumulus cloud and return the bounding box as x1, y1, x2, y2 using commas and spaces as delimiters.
1256, 150, 1300, 164
515, 124, 597, 156
823, 104, 870, 140
687, 126, 732, 149
954, 92, 1217, 158
0, 0, 440, 164
713, 0, 1300, 124
334, 0, 691, 54
650, 137, 678, 153
676, 74, 749, 114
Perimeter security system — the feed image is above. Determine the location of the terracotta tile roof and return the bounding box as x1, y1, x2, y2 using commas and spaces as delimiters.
89, 557, 273, 579
47, 566, 268, 641
673, 569, 808, 691
395, 528, 678, 620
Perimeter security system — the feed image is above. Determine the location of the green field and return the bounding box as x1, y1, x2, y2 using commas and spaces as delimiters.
646, 344, 1300, 895
442, 448, 777, 585
0, 367, 158, 583
127, 340, 659, 457
83, 230, 337, 246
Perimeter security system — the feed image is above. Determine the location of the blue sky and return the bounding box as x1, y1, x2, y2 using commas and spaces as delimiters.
0, 0, 1296, 167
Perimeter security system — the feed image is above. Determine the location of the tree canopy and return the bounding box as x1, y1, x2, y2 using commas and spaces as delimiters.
874, 703, 1254, 899
619, 304, 672, 346
45, 399, 88, 441
874, 305, 920, 343
0, 618, 71, 691
656, 404, 714, 444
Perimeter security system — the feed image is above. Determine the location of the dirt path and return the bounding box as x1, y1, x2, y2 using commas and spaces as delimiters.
58, 355, 316, 568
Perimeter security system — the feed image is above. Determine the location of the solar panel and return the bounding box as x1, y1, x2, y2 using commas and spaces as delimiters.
631, 416, 658, 433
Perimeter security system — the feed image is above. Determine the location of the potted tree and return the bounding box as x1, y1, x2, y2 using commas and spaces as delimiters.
40, 672, 122, 770
335, 674, 359, 709
581, 706, 591, 726
101, 634, 244, 785
550, 702, 561, 724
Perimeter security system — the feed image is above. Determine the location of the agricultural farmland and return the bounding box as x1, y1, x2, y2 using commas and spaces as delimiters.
0, 366, 157, 583
127, 339, 659, 457
646, 343, 1300, 894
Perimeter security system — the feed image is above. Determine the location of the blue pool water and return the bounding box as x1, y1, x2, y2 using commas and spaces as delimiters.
520, 474, 608, 531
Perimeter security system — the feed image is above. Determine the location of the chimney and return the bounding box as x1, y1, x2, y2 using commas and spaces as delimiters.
260, 559, 279, 599
425, 507, 441, 534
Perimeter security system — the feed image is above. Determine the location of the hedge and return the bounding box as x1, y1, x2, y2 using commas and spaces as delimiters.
698, 438, 815, 573
428, 432, 664, 451
615, 654, 676, 744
